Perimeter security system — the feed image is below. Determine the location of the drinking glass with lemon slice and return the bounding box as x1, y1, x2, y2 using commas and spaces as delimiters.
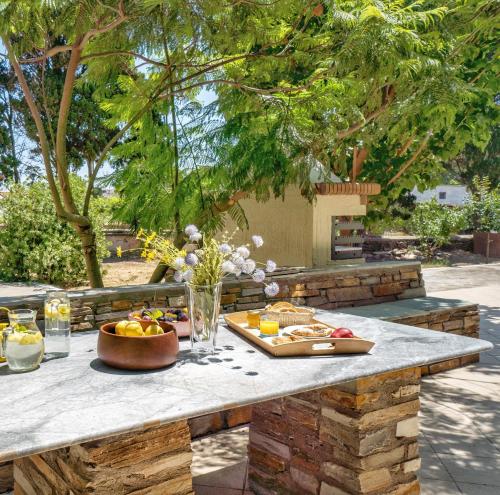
44, 291, 71, 358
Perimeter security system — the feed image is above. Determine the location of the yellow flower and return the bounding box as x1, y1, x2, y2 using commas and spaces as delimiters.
116, 246, 122, 258
137, 228, 145, 239
147, 251, 156, 261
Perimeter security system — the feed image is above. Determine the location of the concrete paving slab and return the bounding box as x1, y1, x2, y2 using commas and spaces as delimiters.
437, 453, 500, 486
422, 431, 499, 458
420, 479, 461, 495
419, 444, 454, 482
457, 482, 500, 495
194, 461, 247, 490
422, 263, 500, 293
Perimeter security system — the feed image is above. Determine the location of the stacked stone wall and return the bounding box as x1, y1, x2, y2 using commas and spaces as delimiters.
0, 262, 424, 331
248, 368, 422, 495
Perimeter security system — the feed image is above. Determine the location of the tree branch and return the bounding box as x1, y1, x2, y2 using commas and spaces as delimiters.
19, 45, 73, 64
55, 43, 82, 215
162, 71, 326, 98
388, 130, 432, 185
78, 0, 127, 48
1, 35, 87, 224
396, 133, 416, 157
81, 50, 170, 68
337, 85, 395, 139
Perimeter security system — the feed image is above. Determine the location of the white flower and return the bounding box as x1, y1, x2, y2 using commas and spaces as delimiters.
174, 270, 183, 283
173, 257, 185, 270
221, 260, 236, 273
184, 224, 198, 236
252, 269, 266, 283
236, 246, 250, 259
189, 232, 202, 242
266, 260, 277, 273
219, 243, 232, 254
242, 259, 256, 274
183, 269, 194, 283
232, 254, 245, 267
233, 267, 242, 277
264, 282, 280, 297
185, 253, 198, 266
252, 235, 264, 248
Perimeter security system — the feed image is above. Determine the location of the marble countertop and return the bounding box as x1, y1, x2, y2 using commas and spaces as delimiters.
0, 311, 491, 462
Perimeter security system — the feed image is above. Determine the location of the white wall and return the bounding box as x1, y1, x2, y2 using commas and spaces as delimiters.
412, 185, 468, 206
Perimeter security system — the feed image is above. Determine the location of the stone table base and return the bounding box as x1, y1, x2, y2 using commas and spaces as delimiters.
248, 368, 422, 495
13, 420, 194, 495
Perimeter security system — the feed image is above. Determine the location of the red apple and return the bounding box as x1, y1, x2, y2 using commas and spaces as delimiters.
331, 327, 354, 338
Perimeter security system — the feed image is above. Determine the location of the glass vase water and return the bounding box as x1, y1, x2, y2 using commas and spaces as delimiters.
44, 291, 71, 358
186, 282, 222, 354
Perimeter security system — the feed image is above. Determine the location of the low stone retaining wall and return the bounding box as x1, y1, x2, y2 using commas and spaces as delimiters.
0, 261, 425, 331
388, 305, 480, 375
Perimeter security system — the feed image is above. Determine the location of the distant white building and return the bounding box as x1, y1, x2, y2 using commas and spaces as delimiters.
412, 185, 468, 206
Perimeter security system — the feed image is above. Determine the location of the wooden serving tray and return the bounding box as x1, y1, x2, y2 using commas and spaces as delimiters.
223, 312, 375, 357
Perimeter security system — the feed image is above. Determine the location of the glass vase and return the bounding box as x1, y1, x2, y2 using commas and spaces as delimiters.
44, 291, 71, 358
186, 282, 222, 354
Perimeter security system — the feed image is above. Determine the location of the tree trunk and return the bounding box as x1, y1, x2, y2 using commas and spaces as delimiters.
75, 223, 104, 288
149, 231, 185, 284
149, 262, 169, 284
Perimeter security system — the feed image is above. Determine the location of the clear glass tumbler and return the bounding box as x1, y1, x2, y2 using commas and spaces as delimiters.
44, 291, 71, 358
186, 282, 222, 354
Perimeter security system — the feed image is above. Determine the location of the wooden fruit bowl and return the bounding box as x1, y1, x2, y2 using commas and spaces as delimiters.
98, 321, 179, 370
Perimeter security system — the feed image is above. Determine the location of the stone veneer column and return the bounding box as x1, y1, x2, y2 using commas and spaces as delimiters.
13, 420, 193, 495
248, 368, 421, 495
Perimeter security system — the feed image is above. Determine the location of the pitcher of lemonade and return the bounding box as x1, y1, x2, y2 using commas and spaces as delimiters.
1, 309, 44, 372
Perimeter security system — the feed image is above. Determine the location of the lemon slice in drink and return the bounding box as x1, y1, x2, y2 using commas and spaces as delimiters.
20, 332, 43, 345
44, 304, 58, 318
58, 304, 70, 320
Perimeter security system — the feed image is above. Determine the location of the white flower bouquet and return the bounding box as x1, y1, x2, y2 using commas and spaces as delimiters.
137, 225, 280, 296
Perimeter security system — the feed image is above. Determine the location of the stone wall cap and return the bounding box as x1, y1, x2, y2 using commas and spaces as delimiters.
335, 296, 477, 320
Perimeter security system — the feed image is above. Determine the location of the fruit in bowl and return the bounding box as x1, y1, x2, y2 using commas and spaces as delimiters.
129, 308, 189, 323
128, 308, 191, 338
98, 319, 178, 370
330, 328, 354, 339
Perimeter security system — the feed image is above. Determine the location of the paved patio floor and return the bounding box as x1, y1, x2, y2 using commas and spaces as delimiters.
191, 264, 500, 494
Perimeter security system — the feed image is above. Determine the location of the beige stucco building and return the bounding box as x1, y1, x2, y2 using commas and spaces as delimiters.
225, 182, 380, 268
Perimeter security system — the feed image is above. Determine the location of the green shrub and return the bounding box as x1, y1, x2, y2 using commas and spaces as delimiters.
0, 178, 109, 286
464, 176, 500, 232
408, 199, 466, 259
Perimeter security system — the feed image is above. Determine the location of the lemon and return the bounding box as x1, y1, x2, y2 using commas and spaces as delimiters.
44, 304, 59, 319
19, 332, 43, 345
58, 304, 70, 320
7, 332, 23, 344
115, 320, 129, 336
145, 323, 164, 336
123, 321, 144, 337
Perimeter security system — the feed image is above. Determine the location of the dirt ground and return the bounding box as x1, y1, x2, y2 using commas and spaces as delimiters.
100, 259, 156, 287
